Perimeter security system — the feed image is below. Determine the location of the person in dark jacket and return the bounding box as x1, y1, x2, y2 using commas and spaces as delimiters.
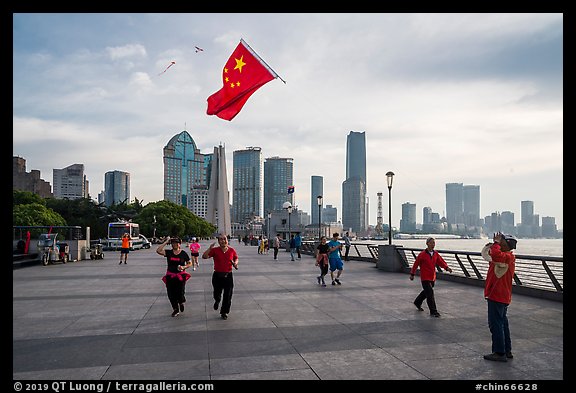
156, 237, 192, 317
409, 237, 452, 317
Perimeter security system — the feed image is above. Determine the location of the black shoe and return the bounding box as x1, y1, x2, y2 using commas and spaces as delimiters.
335, 278, 341, 285
119, 261, 122, 265
179, 303, 184, 312
430, 312, 441, 318
213, 301, 219, 310
317, 276, 321, 285
506, 352, 514, 359
331, 281, 336, 286
484, 352, 507, 362
221, 313, 228, 320
124, 262, 127, 264
413, 302, 424, 311
171, 309, 179, 317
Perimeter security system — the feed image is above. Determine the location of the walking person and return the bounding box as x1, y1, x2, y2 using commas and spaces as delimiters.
289, 234, 296, 261
327, 233, 344, 285
188, 237, 201, 271
342, 232, 351, 261
315, 236, 330, 287
294, 233, 302, 259
272, 234, 281, 260
258, 236, 265, 255
483, 232, 517, 362
156, 237, 192, 317
202, 234, 239, 320
409, 237, 453, 317
119, 233, 131, 264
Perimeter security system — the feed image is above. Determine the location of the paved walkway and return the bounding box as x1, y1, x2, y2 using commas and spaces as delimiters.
13, 241, 563, 382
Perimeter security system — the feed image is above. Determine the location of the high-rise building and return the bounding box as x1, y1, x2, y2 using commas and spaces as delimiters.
53, 163, 88, 200
323, 205, 338, 223
311, 175, 323, 224
163, 130, 212, 218
400, 202, 417, 232
13, 156, 52, 198
501, 211, 515, 235
519, 200, 539, 237
463, 185, 480, 226
206, 145, 231, 235
342, 131, 367, 233
104, 170, 130, 206
263, 156, 293, 214
233, 147, 263, 223
445, 182, 464, 225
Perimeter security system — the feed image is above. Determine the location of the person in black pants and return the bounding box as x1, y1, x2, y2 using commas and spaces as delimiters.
202, 234, 239, 320
272, 234, 281, 260
156, 237, 192, 317
409, 237, 452, 317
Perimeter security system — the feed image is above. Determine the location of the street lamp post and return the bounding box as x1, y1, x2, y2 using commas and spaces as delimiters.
153, 215, 157, 240
282, 201, 293, 248
386, 171, 395, 245
267, 212, 272, 241
317, 195, 323, 240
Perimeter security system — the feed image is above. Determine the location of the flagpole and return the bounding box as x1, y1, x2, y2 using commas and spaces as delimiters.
241, 38, 286, 84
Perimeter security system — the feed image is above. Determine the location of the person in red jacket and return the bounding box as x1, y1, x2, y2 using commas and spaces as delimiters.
483, 232, 517, 362
409, 237, 452, 317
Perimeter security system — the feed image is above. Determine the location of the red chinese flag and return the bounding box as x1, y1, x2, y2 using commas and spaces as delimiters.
207, 40, 276, 121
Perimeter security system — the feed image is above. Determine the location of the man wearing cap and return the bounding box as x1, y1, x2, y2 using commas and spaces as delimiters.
483, 232, 517, 362
202, 234, 239, 320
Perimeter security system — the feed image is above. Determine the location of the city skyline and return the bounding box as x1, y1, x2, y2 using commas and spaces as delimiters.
13, 13, 563, 229
15, 152, 559, 232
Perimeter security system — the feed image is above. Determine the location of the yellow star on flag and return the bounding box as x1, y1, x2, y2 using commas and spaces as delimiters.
234, 56, 246, 73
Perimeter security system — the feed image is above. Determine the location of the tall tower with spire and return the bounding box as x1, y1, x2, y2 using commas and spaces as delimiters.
206, 144, 231, 236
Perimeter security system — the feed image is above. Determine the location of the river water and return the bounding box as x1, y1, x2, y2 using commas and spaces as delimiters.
357, 238, 563, 257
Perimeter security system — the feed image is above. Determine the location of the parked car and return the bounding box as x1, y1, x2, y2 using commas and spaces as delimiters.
139, 234, 151, 249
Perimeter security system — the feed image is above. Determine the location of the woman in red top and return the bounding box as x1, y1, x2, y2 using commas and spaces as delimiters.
409, 237, 452, 317
202, 234, 238, 320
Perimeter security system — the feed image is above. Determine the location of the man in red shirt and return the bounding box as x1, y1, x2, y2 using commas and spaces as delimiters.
202, 234, 239, 320
483, 232, 517, 362
409, 237, 453, 317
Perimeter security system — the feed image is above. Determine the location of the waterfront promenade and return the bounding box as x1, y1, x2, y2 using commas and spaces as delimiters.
13, 241, 563, 382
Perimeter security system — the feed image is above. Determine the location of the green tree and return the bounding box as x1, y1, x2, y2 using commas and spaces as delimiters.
46, 197, 108, 238
135, 200, 216, 239
13, 203, 67, 227
13, 190, 46, 207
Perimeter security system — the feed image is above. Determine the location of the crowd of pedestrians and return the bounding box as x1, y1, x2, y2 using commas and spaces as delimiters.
150, 229, 517, 364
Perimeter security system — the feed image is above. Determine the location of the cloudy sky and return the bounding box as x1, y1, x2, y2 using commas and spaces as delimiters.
12, 13, 563, 229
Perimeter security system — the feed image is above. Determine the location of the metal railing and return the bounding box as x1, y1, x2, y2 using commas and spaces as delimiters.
301, 241, 563, 301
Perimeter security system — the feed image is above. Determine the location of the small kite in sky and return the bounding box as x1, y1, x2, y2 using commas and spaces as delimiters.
158, 61, 176, 76
195, 46, 204, 53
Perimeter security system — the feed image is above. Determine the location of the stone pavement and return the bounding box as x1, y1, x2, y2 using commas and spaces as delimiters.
12, 240, 563, 383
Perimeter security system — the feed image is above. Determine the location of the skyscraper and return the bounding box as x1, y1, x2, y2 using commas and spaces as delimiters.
342, 131, 366, 233
311, 175, 323, 224
104, 170, 130, 206
163, 130, 211, 218
53, 163, 88, 200
263, 156, 293, 214
206, 145, 231, 235
463, 185, 480, 226
233, 147, 263, 223
445, 182, 464, 225
400, 202, 417, 232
